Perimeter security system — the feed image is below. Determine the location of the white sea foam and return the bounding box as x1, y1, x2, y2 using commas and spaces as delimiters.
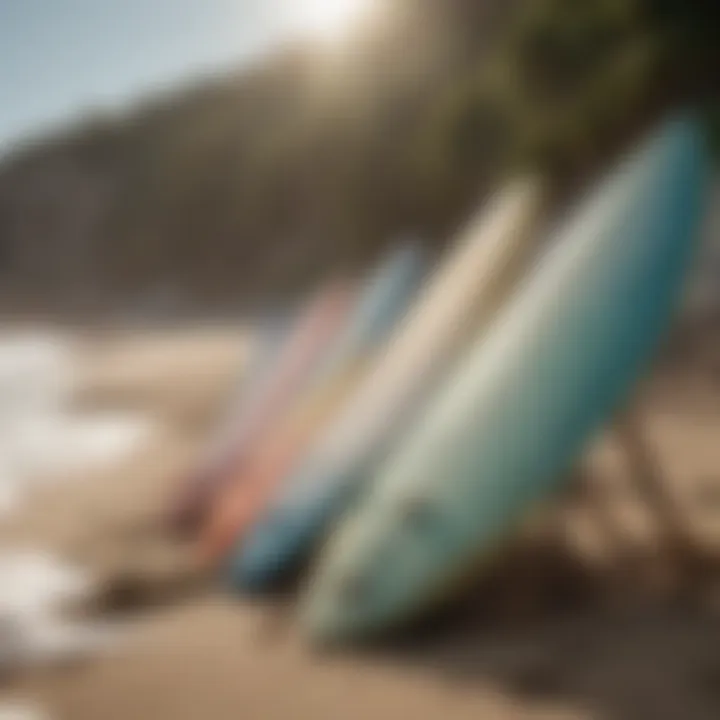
0, 701, 51, 720
0, 551, 118, 674
0, 331, 154, 518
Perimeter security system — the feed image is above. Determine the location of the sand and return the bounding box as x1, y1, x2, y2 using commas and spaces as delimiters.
1, 326, 720, 720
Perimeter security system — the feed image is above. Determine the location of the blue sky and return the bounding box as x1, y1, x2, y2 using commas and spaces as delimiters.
0, 0, 305, 150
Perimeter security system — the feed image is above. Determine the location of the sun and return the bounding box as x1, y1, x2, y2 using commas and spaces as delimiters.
294, 0, 369, 39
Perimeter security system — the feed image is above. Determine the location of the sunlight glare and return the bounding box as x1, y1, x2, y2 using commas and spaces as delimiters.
295, 0, 368, 40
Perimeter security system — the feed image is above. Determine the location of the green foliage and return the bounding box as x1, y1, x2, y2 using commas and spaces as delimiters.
0, 0, 717, 312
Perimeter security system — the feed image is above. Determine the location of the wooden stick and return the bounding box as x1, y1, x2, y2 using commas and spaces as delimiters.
613, 405, 692, 552
564, 464, 628, 554
559, 462, 648, 608
557, 393, 696, 602
610, 399, 711, 603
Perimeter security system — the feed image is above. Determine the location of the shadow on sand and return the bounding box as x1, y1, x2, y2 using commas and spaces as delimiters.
336, 533, 720, 720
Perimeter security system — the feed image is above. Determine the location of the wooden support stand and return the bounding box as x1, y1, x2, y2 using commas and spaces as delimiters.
572, 396, 701, 603
614, 406, 692, 553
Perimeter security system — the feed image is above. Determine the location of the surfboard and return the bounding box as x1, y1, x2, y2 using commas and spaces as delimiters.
199, 364, 365, 564
302, 116, 709, 642
169, 278, 356, 532
302, 242, 426, 396
230, 178, 544, 590
200, 244, 425, 562
186, 316, 292, 489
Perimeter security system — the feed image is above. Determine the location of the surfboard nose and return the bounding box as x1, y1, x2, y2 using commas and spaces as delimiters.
301, 570, 368, 647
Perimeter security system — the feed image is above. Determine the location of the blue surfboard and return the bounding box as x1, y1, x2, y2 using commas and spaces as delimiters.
302, 240, 426, 397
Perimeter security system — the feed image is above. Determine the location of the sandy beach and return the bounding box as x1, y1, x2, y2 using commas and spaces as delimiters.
2, 326, 720, 720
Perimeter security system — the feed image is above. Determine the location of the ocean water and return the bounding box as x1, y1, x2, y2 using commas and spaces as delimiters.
0, 702, 50, 720
0, 331, 137, 674
0, 331, 154, 519
0, 549, 117, 675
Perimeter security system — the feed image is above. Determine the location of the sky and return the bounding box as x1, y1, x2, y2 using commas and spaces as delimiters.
0, 0, 314, 150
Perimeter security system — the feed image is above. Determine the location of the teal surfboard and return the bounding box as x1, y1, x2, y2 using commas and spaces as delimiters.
302, 116, 710, 642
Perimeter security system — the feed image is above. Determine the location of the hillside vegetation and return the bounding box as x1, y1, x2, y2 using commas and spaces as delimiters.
0, 0, 717, 317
